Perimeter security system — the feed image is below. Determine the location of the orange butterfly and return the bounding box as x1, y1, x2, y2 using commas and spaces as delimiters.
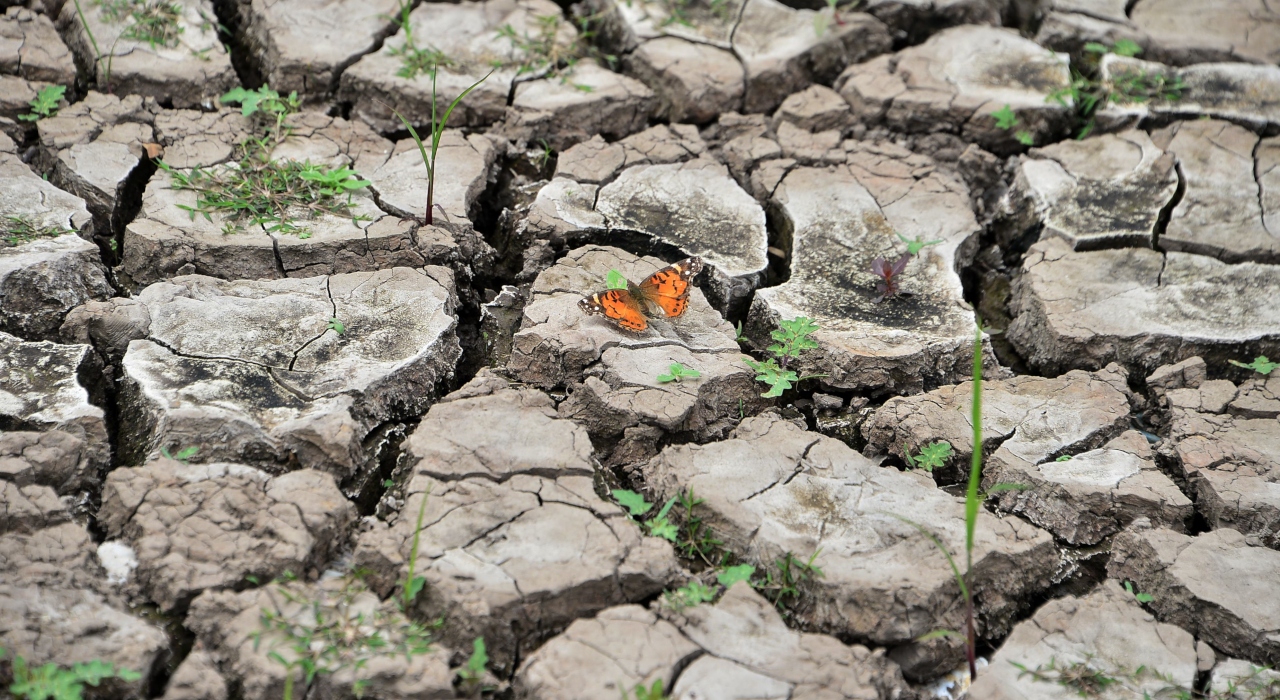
579, 257, 704, 332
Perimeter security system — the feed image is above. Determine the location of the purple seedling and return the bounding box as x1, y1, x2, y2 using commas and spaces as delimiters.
870, 252, 911, 303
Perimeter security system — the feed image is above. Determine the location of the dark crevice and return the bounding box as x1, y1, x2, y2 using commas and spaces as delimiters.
1152, 161, 1186, 286
209, 0, 263, 88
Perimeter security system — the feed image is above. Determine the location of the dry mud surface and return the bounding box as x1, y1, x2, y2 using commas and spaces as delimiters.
3, 0, 1280, 698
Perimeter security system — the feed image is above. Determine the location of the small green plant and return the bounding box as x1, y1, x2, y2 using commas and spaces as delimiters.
716, 564, 754, 588
1109, 68, 1186, 104
100, 0, 185, 48
1084, 38, 1142, 58
990, 104, 1034, 146
456, 637, 489, 692
752, 550, 823, 610
1123, 581, 1153, 604
743, 316, 823, 398
673, 489, 723, 565
19, 85, 66, 122
326, 318, 346, 335
1055, 455, 1073, 462
72, 0, 110, 90
533, 139, 553, 169
646, 496, 679, 542
606, 269, 628, 290
1011, 656, 1120, 697
612, 489, 655, 516
401, 485, 431, 611
904, 441, 953, 472
1230, 356, 1278, 376
897, 232, 943, 256
663, 580, 716, 611
220, 86, 300, 140
160, 445, 198, 463
656, 363, 701, 383
627, 679, 669, 700
388, 1, 453, 79
2, 216, 73, 246
2, 648, 142, 700
382, 69, 492, 226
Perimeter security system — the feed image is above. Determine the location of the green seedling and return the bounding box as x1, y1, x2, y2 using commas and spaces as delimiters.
456, 637, 489, 690
656, 363, 701, 383
534, 138, 553, 169
1055, 455, 1073, 462
1084, 38, 1142, 58
382, 478, 394, 488
326, 318, 345, 334
990, 104, 1034, 145
744, 357, 798, 398
1124, 581, 1153, 603
3, 648, 142, 700
734, 321, 746, 343
904, 441, 953, 472
388, 1, 453, 79
628, 679, 668, 700
612, 489, 655, 516
897, 233, 943, 256
160, 445, 198, 463
19, 85, 66, 122
753, 550, 823, 610
1011, 656, 1120, 697
2, 215, 73, 246
646, 496, 679, 542
606, 269, 628, 290
716, 564, 754, 588
674, 488, 722, 565
401, 485, 431, 611
663, 580, 715, 611
1229, 356, 1277, 376
768, 317, 820, 364
383, 69, 492, 225
220, 86, 299, 140
100, 0, 184, 49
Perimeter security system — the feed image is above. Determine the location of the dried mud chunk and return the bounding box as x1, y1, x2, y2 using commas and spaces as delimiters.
0, 7, 76, 84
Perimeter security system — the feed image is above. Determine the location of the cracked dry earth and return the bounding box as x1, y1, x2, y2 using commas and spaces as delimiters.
4, 0, 1280, 698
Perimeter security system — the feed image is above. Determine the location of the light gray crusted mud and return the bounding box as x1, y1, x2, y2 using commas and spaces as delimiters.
1151, 360, 1280, 550
1007, 237, 1280, 377
0, 479, 67, 534
835, 26, 1072, 154
500, 59, 656, 150
0, 522, 167, 698
1109, 524, 1280, 666
100, 456, 354, 611
747, 140, 990, 395
522, 131, 769, 313
0, 333, 108, 493
1208, 658, 1280, 698
230, 0, 401, 99
968, 579, 1198, 699
866, 366, 1192, 544
161, 649, 227, 700
0, 6, 76, 84
995, 129, 1179, 252
352, 371, 681, 672
516, 582, 912, 699
119, 111, 494, 290
187, 577, 454, 700
1035, 0, 1280, 66
57, 0, 235, 108
644, 413, 1058, 680
114, 268, 459, 476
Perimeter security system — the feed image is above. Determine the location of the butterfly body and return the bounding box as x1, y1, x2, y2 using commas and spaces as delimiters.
579, 257, 704, 332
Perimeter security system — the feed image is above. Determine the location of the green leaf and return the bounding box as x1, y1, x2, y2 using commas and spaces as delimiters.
72, 660, 117, 686
1083, 41, 1110, 54
908, 441, 953, 472
612, 489, 653, 516
606, 269, 628, 290
1015, 130, 1035, 146
1229, 355, 1278, 375
991, 103, 1019, 130
406, 575, 425, 602
657, 362, 700, 383
460, 637, 488, 680
382, 478, 394, 488
1055, 455, 1072, 462
896, 233, 944, 256
327, 318, 346, 334
175, 446, 198, 461
1112, 38, 1143, 57
744, 357, 799, 398
716, 564, 755, 588
647, 517, 678, 542
22, 84, 66, 121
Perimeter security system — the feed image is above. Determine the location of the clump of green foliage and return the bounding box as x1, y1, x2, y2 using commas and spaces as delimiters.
1230, 356, 1278, 376
19, 85, 66, 122
99, 0, 185, 49
663, 579, 716, 611
743, 316, 824, 398
495, 12, 616, 91
1, 648, 141, 700
2, 215, 73, 246
904, 440, 953, 472
1123, 580, 1153, 604
990, 103, 1035, 146
160, 445, 198, 463
752, 550, 824, 610
160, 86, 370, 238
627, 679, 669, 700
1046, 40, 1184, 140
657, 362, 701, 383
388, 1, 453, 79
456, 637, 489, 695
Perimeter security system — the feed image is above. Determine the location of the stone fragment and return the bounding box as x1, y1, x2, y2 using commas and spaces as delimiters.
995, 129, 1178, 251
1109, 526, 1280, 666
867, 367, 1190, 543
0, 481, 67, 533
0, 6, 76, 84
352, 372, 680, 670
57, 0, 235, 108
0, 221, 113, 342
0, 334, 108, 490
1007, 237, 1280, 377
772, 84, 854, 133
1036, 0, 1280, 67
1208, 658, 1280, 698
1097, 56, 1280, 133
1152, 120, 1280, 265
502, 60, 656, 149
187, 577, 454, 700
340, 0, 573, 132
746, 141, 987, 395
231, 0, 401, 99
836, 26, 1072, 153
967, 580, 1198, 699
161, 648, 228, 700
0, 523, 168, 697
517, 582, 912, 699
1156, 369, 1280, 550
644, 414, 1058, 677
624, 37, 744, 124
100, 457, 354, 611
117, 268, 459, 477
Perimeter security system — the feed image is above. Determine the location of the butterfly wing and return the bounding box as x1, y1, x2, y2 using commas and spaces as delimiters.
579, 288, 648, 332
637, 257, 703, 318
